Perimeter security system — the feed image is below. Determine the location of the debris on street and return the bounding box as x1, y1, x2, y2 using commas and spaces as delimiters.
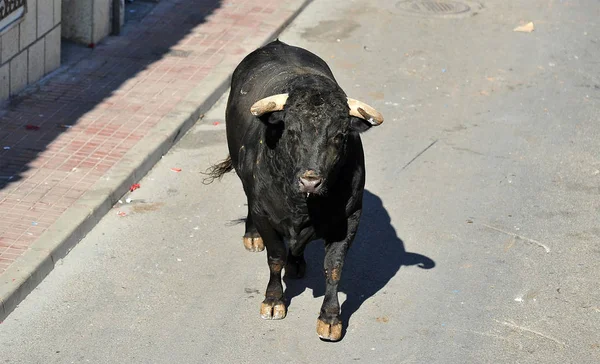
129, 183, 141, 192
481, 223, 550, 253
171, 167, 182, 172
514, 22, 535, 33
117, 211, 127, 217
25, 125, 40, 130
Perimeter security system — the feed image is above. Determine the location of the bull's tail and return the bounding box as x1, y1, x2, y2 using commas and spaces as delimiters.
202, 155, 234, 184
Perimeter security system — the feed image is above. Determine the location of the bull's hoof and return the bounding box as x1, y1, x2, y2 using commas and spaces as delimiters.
243, 235, 264, 252
260, 299, 286, 320
316, 318, 343, 341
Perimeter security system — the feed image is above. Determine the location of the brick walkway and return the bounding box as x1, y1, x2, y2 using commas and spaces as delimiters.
0, 0, 305, 274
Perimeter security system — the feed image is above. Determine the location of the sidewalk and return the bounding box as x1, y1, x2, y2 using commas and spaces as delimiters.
0, 0, 310, 321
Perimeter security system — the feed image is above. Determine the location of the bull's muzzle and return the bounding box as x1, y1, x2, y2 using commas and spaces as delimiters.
299, 170, 323, 194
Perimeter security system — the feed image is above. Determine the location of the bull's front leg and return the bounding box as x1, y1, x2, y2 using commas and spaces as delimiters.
253, 214, 287, 320
317, 211, 361, 341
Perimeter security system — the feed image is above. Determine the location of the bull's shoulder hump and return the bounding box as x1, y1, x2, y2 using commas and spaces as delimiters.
238, 41, 334, 77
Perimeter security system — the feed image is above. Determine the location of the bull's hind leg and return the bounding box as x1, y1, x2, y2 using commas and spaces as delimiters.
254, 215, 287, 319
316, 211, 361, 341
285, 238, 308, 279
243, 205, 264, 252
285, 229, 315, 278
284, 248, 306, 279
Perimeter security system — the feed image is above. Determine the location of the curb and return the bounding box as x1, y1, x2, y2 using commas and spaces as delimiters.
0, 0, 314, 322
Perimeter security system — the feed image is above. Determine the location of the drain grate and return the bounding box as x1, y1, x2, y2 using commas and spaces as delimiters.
396, 0, 472, 15
167, 49, 193, 58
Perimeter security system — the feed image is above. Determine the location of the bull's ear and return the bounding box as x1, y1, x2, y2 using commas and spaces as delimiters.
350, 116, 372, 133
259, 110, 285, 125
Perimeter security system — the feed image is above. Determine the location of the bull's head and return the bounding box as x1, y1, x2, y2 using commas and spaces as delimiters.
251, 95, 383, 126
249, 80, 383, 197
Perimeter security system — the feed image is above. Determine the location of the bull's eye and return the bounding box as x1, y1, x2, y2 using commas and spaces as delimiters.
332, 134, 344, 147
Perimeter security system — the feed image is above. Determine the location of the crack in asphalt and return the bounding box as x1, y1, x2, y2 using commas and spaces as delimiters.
400, 139, 439, 171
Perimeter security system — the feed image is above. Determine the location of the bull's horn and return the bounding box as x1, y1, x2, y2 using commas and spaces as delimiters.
250, 94, 289, 116
347, 98, 384, 125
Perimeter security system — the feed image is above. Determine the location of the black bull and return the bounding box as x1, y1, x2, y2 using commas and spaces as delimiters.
207, 40, 383, 341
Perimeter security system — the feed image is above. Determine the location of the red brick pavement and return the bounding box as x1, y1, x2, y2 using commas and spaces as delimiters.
0, 0, 303, 274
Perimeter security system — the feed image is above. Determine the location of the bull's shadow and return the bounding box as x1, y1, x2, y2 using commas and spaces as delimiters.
283, 189, 435, 339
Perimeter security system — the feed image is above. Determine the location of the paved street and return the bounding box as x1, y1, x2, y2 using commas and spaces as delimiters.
1, 0, 599, 363
0, 0, 307, 321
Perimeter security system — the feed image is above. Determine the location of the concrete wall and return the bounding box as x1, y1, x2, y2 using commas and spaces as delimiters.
61, 0, 123, 46
0, 0, 62, 102
60, 0, 92, 44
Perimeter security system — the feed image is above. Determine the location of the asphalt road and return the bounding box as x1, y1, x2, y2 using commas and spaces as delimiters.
1, 0, 599, 363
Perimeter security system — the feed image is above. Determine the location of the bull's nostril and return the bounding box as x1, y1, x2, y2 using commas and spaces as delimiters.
299, 176, 323, 192
299, 170, 323, 193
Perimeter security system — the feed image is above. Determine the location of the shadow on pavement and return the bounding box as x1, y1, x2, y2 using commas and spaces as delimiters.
284, 189, 436, 340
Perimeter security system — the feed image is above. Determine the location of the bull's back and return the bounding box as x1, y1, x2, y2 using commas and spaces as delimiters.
225, 41, 336, 165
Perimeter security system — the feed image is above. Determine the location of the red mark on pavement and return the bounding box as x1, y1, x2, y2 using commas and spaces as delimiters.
117, 211, 127, 217
25, 125, 40, 130
171, 167, 182, 172
129, 183, 141, 192
213, 122, 220, 126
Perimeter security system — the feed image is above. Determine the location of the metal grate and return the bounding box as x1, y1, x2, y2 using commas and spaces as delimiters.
397, 1, 471, 15
167, 49, 193, 58
0, 0, 26, 21
0, 0, 26, 32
